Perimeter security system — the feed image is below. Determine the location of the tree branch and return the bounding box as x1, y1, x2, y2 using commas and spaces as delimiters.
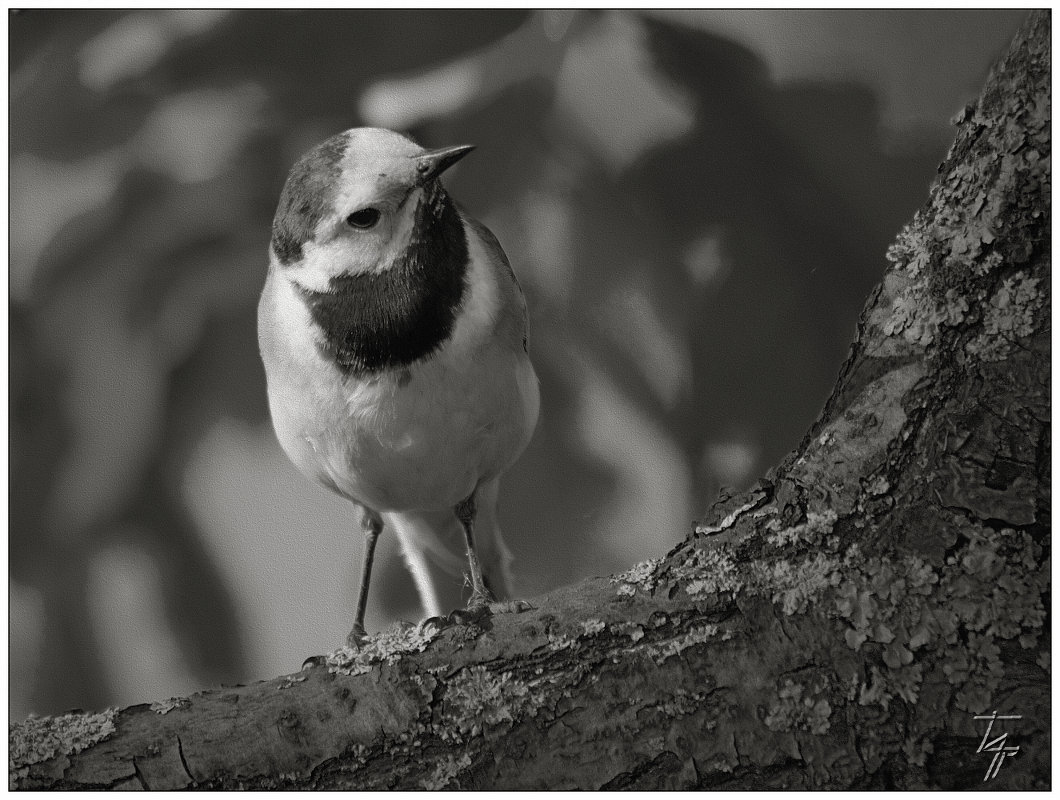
11, 9, 1049, 791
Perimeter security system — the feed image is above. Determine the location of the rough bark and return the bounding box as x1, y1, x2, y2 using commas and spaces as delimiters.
10, 10, 1049, 791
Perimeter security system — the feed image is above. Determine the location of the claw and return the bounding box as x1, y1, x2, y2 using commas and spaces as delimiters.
301, 654, 326, 670
419, 615, 449, 633
448, 603, 492, 627
346, 623, 368, 649
491, 598, 535, 614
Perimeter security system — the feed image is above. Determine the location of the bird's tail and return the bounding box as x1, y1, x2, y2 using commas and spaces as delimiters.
383, 477, 513, 619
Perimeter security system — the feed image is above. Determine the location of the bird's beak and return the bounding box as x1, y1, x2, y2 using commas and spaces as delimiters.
414, 144, 475, 184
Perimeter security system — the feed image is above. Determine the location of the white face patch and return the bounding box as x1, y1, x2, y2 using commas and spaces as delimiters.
328, 184, 423, 275
289, 128, 427, 285
289, 188, 423, 291
286, 236, 350, 292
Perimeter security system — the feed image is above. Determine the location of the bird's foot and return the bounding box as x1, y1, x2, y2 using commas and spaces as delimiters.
490, 598, 535, 614
345, 622, 368, 650
447, 591, 495, 626
468, 587, 495, 609
418, 615, 449, 634
447, 605, 490, 627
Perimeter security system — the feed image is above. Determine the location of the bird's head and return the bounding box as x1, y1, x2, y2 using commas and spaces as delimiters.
271, 127, 474, 290
268, 127, 477, 373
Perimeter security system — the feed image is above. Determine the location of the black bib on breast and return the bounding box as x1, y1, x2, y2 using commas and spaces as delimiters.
298, 185, 469, 374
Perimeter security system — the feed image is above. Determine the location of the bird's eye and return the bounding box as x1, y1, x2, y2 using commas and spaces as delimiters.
346, 208, 381, 229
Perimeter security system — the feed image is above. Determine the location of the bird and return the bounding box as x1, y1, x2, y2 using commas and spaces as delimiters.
257, 127, 539, 647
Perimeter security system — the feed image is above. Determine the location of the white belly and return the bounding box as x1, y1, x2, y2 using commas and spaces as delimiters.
290, 357, 534, 511
261, 280, 538, 512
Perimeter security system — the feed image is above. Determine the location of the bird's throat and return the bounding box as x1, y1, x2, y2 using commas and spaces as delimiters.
297, 188, 469, 374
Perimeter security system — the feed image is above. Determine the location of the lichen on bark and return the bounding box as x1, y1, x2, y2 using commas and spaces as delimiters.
9, 10, 1050, 792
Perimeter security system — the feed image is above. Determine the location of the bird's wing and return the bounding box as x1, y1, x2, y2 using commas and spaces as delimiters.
464, 215, 530, 355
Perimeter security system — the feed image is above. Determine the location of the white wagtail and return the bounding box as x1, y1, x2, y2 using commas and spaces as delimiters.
258, 127, 539, 645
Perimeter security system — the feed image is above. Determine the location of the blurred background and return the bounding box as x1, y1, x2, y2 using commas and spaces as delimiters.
9, 9, 1027, 720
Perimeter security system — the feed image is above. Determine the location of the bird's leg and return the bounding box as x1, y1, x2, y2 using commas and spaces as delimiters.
347, 507, 383, 648
455, 490, 494, 610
